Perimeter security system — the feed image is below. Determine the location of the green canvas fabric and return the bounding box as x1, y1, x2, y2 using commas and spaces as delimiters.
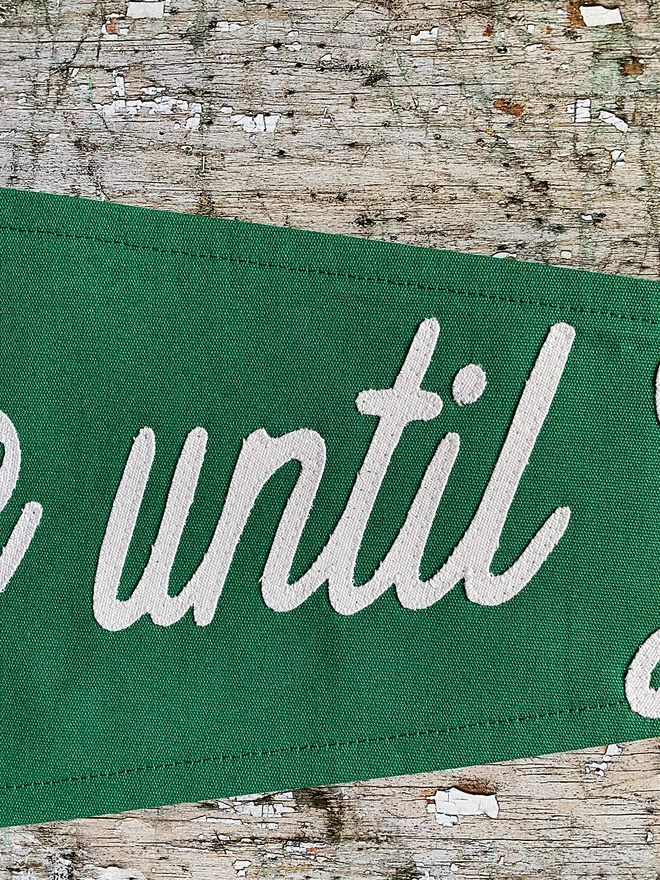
0, 185, 659, 827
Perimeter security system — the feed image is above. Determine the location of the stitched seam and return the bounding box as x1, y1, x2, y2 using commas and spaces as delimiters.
0, 698, 627, 793
0, 221, 657, 327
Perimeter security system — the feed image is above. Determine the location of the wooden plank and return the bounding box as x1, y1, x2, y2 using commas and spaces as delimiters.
1, 740, 660, 878
1, 0, 659, 872
0, 0, 657, 276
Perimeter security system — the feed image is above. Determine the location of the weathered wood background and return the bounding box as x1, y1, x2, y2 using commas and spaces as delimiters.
2, 0, 660, 874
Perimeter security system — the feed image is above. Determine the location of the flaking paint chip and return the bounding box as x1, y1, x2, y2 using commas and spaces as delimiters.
599, 110, 629, 132
126, 0, 164, 17
610, 148, 625, 167
429, 787, 500, 825
580, 5, 623, 25
410, 26, 439, 43
231, 112, 281, 133
567, 98, 591, 123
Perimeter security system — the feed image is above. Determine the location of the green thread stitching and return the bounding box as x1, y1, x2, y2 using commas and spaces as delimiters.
0, 221, 657, 327
0, 698, 628, 792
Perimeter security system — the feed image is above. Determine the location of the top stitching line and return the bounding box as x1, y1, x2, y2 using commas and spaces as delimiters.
0, 697, 628, 793
0, 221, 657, 327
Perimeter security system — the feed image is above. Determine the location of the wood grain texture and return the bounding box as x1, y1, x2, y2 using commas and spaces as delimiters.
2, 740, 660, 879
1, 0, 660, 873
1, 0, 660, 274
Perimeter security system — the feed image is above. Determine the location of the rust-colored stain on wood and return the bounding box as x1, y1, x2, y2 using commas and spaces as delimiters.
104, 15, 120, 34
620, 57, 644, 76
567, 0, 586, 28
493, 98, 524, 117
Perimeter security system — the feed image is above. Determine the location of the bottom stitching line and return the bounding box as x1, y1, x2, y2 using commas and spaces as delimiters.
0, 697, 628, 793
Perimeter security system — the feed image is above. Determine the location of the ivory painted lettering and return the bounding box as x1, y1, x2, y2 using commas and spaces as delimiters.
93, 320, 576, 631
0, 411, 42, 593
625, 365, 660, 718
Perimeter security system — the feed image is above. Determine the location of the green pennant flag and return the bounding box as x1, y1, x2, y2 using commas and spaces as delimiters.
1, 185, 660, 828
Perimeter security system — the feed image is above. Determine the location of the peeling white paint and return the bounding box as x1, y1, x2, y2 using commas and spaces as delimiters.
561, 250, 572, 259
581, 213, 593, 219
220, 106, 233, 114
94, 94, 201, 131
410, 26, 439, 43
527, 23, 536, 32
493, 251, 515, 258
94, 869, 147, 880
216, 20, 241, 31
126, 1, 164, 17
265, 45, 278, 53
192, 814, 243, 825
579, 5, 622, 26
210, 791, 296, 821
427, 787, 500, 826
525, 43, 542, 52
585, 743, 623, 775
567, 98, 591, 123
101, 18, 118, 39
112, 75, 125, 98
599, 109, 629, 132
610, 148, 625, 167
647, 830, 655, 843
231, 112, 280, 133
287, 42, 302, 50
224, 792, 296, 819
47, 857, 73, 880
232, 859, 251, 877
435, 105, 447, 114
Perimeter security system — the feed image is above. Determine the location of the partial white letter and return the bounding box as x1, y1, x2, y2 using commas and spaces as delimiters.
187, 428, 326, 625
94, 426, 208, 631
388, 321, 575, 609
0, 410, 42, 594
625, 363, 660, 718
260, 318, 444, 615
459, 321, 574, 606
94, 426, 327, 630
